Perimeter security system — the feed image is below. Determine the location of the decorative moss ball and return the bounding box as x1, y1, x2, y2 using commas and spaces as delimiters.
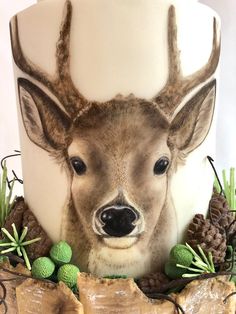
164, 261, 186, 279
169, 244, 193, 267
32, 257, 55, 279
57, 264, 80, 288
50, 241, 72, 266
0, 256, 9, 264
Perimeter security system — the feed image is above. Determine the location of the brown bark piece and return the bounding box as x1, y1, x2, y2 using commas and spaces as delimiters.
77, 273, 175, 314
176, 276, 236, 314
0, 261, 30, 314
0, 268, 235, 314
2, 197, 52, 262
78, 273, 236, 314
3, 197, 26, 235
16, 279, 83, 314
22, 209, 52, 260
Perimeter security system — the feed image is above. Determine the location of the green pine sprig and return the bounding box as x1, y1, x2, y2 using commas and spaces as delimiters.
214, 168, 236, 210
176, 243, 215, 278
0, 223, 40, 270
0, 161, 16, 227
225, 244, 236, 284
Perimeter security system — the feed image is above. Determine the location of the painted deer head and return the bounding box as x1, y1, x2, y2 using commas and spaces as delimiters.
10, 0, 220, 277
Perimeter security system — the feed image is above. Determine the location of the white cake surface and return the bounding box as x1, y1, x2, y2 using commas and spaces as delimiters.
11, 0, 220, 275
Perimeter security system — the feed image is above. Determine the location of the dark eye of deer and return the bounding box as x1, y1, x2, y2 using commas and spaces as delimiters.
154, 157, 169, 175
70, 157, 87, 175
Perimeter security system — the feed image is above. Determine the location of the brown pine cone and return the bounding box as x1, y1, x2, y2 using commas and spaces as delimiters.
187, 214, 227, 264
22, 209, 52, 261
137, 272, 170, 294
3, 197, 26, 235
208, 192, 236, 241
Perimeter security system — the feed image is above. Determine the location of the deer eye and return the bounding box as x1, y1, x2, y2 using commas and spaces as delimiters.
154, 157, 169, 175
70, 157, 87, 175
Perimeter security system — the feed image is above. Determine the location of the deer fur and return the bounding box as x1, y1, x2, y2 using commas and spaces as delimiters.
10, 0, 220, 277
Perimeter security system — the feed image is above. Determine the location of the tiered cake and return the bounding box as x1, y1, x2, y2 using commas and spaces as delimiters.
11, 0, 220, 278
2, 0, 234, 313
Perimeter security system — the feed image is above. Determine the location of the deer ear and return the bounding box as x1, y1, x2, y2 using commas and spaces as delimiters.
18, 78, 71, 153
168, 80, 216, 154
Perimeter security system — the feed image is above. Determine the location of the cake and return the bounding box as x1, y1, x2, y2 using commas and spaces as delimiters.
1, 0, 235, 313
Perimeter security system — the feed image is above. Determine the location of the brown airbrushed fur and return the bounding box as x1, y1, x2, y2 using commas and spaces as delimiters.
10, 0, 220, 277
64, 101, 174, 275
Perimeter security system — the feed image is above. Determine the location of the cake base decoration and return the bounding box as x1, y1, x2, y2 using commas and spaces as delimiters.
0, 160, 236, 313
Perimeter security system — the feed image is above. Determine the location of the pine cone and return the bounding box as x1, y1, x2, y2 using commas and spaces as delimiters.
187, 214, 227, 264
22, 209, 52, 261
208, 192, 236, 241
3, 197, 26, 235
137, 272, 170, 294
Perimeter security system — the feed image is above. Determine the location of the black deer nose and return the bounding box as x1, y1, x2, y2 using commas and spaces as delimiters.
99, 206, 138, 237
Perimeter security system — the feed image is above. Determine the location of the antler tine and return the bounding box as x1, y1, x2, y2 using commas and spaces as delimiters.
168, 6, 181, 84
10, 15, 54, 91
10, 0, 86, 118
56, 0, 73, 79
182, 17, 220, 93
154, 5, 220, 119
55, 0, 87, 117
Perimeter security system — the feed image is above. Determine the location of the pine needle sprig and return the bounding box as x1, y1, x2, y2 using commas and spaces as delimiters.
177, 243, 215, 278
214, 168, 236, 210
0, 223, 40, 270
0, 162, 16, 227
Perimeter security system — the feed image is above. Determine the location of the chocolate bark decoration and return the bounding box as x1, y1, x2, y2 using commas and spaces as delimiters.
176, 276, 235, 314
2, 197, 25, 235
0, 261, 30, 314
16, 280, 83, 314
0, 266, 235, 313
77, 273, 236, 314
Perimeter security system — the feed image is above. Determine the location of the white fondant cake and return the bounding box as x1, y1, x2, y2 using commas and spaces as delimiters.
10, 0, 220, 277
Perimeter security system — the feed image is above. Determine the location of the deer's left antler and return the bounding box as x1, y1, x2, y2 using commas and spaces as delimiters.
154, 6, 221, 119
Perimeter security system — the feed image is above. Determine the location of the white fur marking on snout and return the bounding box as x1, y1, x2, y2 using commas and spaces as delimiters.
103, 236, 137, 249
88, 246, 151, 277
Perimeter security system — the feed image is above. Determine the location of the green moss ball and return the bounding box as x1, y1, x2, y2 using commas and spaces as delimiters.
32, 257, 55, 279
169, 244, 193, 267
57, 264, 80, 288
50, 241, 72, 266
164, 261, 186, 279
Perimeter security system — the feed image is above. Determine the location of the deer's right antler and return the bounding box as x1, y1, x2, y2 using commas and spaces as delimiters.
10, 0, 86, 118
154, 6, 221, 119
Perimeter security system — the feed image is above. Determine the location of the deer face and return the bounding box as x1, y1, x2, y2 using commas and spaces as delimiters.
11, 1, 220, 276
68, 101, 171, 250
17, 77, 216, 256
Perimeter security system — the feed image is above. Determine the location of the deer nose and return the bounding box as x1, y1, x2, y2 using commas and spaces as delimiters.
99, 206, 138, 237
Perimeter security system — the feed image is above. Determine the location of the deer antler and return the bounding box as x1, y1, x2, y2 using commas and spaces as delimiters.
154, 6, 221, 118
10, 0, 86, 118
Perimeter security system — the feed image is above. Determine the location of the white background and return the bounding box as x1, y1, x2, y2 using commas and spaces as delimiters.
0, 0, 236, 195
